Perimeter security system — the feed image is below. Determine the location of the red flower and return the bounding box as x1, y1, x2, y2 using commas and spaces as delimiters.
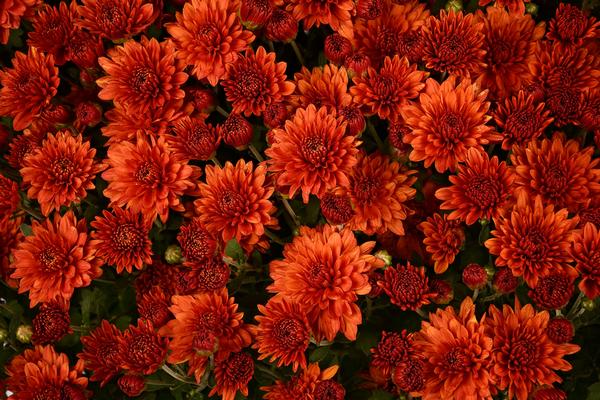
462, 263, 488, 290
319, 191, 354, 225
547, 3, 600, 48
66, 28, 104, 69
265, 8, 298, 43
185, 258, 231, 293
370, 330, 415, 380
164, 115, 220, 161
262, 363, 340, 400
177, 217, 217, 265
529, 272, 575, 310
118, 375, 146, 397
32, 300, 72, 345
77, 0, 156, 41
0, 0, 40, 44
493, 268, 519, 294
137, 286, 172, 328
119, 319, 168, 375
210, 351, 254, 400
324, 33, 353, 65
377, 263, 435, 311
571, 223, 600, 299
0, 215, 22, 287
419, 213, 465, 274
0, 174, 19, 217
239, 0, 273, 29
27, 2, 77, 65
78, 320, 124, 386
290, 64, 352, 112
546, 318, 574, 344
286, 0, 354, 38
392, 358, 425, 396
221, 113, 254, 149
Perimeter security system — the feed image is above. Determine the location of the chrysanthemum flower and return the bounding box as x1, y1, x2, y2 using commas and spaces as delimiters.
529, 272, 575, 310
336, 152, 416, 235
0, 47, 59, 131
159, 290, 254, 382
11, 211, 102, 307
222, 46, 295, 117
546, 318, 574, 344
77, 0, 156, 41
510, 134, 600, 213
265, 105, 359, 203
571, 223, 600, 299
264, 8, 298, 43
185, 258, 231, 293
268, 225, 382, 341
290, 64, 352, 112
353, 0, 429, 67
350, 55, 427, 121
5, 345, 59, 393
97, 37, 188, 115
66, 27, 104, 69
102, 135, 200, 224
0, 174, 19, 217
0, 0, 40, 44
370, 330, 415, 381
195, 159, 278, 253
435, 148, 514, 225
421, 10, 486, 78
210, 351, 254, 400
377, 263, 435, 311
485, 193, 578, 287
90, 207, 153, 273
27, 2, 77, 65
119, 319, 168, 375
415, 297, 495, 399
580, 88, 600, 133
401, 76, 499, 173
138, 286, 172, 328
20, 131, 103, 216
493, 268, 519, 294
419, 213, 465, 274
493, 90, 553, 150
475, 7, 545, 99
324, 33, 353, 65
254, 296, 310, 372
221, 113, 253, 149
177, 217, 217, 265
6, 131, 43, 169
479, 0, 529, 13
32, 300, 72, 345
164, 115, 220, 161
319, 191, 354, 225
485, 301, 580, 400
392, 358, 425, 396
239, 0, 273, 29
547, 3, 599, 48
261, 363, 340, 400
78, 320, 124, 386
166, 0, 254, 85
118, 375, 146, 398
0, 215, 22, 287
286, 0, 353, 38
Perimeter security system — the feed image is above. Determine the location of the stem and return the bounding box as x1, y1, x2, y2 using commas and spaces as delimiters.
279, 195, 299, 228
267, 40, 275, 53
472, 288, 480, 301
255, 362, 283, 382
264, 229, 286, 245
567, 291, 585, 320
248, 143, 264, 163
20, 204, 43, 221
161, 365, 197, 385
290, 40, 305, 65
415, 308, 429, 320
69, 325, 88, 333
367, 121, 385, 153
145, 380, 173, 387
210, 156, 222, 168
94, 278, 116, 285
216, 105, 229, 118
480, 292, 502, 303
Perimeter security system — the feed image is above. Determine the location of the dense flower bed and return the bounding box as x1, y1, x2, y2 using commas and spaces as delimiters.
0, 0, 599, 399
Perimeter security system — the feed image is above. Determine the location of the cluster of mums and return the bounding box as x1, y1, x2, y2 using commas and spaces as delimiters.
0, 0, 599, 398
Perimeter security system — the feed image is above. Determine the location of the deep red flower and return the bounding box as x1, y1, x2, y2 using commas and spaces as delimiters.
529, 272, 575, 310
392, 358, 425, 396
570, 222, 600, 299
27, 2, 77, 65
493, 268, 519, 294
265, 8, 298, 43
546, 318, 574, 344
286, 0, 353, 38
370, 330, 415, 380
177, 217, 217, 266
314, 380, 345, 400
66, 28, 104, 69
356, 0, 383, 19
377, 263, 435, 311
0, 174, 19, 217
164, 115, 220, 161
118, 375, 146, 397
0, 215, 22, 287
319, 192, 354, 225
462, 263, 488, 290
240, 0, 273, 29
429, 278, 454, 304
78, 320, 124, 386
221, 113, 254, 149
77, 0, 156, 41
185, 258, 231, 293
419, 213, 465, 274
324, 33, 353, 65
137, 286, 172, 328
547, 3, 600, 48
210, 351, 254, 400
119, 319, 168, 375
32, 301, 72, 345
74, 101, 103, 130
263, 102, 289, 129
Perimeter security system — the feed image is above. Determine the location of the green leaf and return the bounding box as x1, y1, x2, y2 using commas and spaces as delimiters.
20, 223, 33, 236
309, 346, 330, 362
587, 382, 600, 400
368, 389, 396, 400
225, 239, 245, 263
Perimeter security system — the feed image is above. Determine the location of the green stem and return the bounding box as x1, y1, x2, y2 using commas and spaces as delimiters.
472, 288, 480, 301
367, 121, 385, 153
278, 195, 299, 229
94, 278, 116, 285
415, 308, 429, 320
290, 40, 305, 65
145, 380, 173, 387
255, 362, 283, 382
567, 291, 585, 320
480, 293, 502, 303
264, 229, 286, 245
161, 365, 197, 385
210, 156, 222, 168
20, 204, 43, 221
248, 143, 264, 163
216, 105, 230, 118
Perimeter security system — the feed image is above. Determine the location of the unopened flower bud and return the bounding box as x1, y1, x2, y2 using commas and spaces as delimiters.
165, 245, 183, 264
16, 324, 33, 343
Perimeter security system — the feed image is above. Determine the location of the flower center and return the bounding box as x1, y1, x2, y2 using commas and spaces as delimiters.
132, 67, 159, 96
376, 28, 399, 58
489, 39, 512, 65
353, 176, 381, 204
100, 4, 123, 28
439, 112, 466, 141
98, 341, 121, 367
307, 263, 328, 285
443, 347, 471, 371
196, 23, 221, 51
51, 157, 75, 182
519, 229, 550, 261
192, 330, 218, 354
541, 165, 568, 198
508, 339, 538, 369
438, 35, 466, 63
135, 161, 160, 185
32, 385, 62, 400
237, 70, 265, 99
372, 74, 396, 103
302, 136, 328, 167
558, 8, 586, 38
273, 318, 307, 349
218, 190, 246, 215
224, 352, 254, 383
111, 224, 144, 252
465, 176, 500, 208
39, 247, 66, 272
127, 334, 162, 363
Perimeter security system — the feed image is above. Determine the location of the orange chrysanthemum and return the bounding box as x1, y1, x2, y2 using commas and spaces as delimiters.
510, 134, 600, 213
210, 351, 254, 400
485, 301, 580, 400
177, 217, 217, 265
97, 37, 188, 115
222, 46, 295, 117
166, 0, 255, 85
475, 7, 545, 99
401, 76, 500, 173
0, 215, 22, 287
77, 0, 156, 41
164, 115, 220, 161
0, 0, 39, 44
32, 300, 72, 345
479, 0, 529, 13
286, 0, 353, 38
27, 2, 77, 65
370, 330, 416, 381
493, 90, 553, 150
485, 193, 578, 287
415, 297, 495, 399
547, 3, 600, 48
421, 10, 486, 78
265, 105, 359, 203
90, 207, 153, 273
268, 225, 382, 341
254, 296, 310, 372
0, 47, 59, 131
138, 286, 172, 328
353, 0, 429, 67
290, 64, 351, 112
0, 174, 20, 217
336, 152, 416, 235
194, 160, 278, 253
11, 211, 102, 307
350, 55, 427, 121
435, 147, 514, 225
78, 320, 124, 386
261, 363, 340, 400
159, 290, 254, 382
102, 136, 200, 223
20, 131, 103, 216
419, 213, 465, 274
571, 223, 600, 299
119, 319, 168, 375
377, 263, 435, 311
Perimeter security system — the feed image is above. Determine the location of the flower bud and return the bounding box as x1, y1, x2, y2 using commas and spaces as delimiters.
118, 375, 146, 397
338, 105, 365, 136
492, 268, 518, 294
429, 278, 453, 304
74, 101, 103, 129
582, 298, 596, 311
0, 328, 7, 342
263, 102, 289, 129
265, 9, 298, 43
165, 245, 183, 264
546, 317, 574, 344
324, 33, 353, 65
320, 192, 354, 225
462, 263, 488, 290
240, 0, 273, 29
187, 87, 216, 114
345, 52, 370, 78
221, 113, 254, 150
525, 2, 538, 15
445, 0, 463, 12
16, 324, 33, 343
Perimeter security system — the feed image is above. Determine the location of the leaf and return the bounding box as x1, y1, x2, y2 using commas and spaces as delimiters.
356, 327, 379, 355
309, 346, 330, 362
225, 239, 245, 263
20, 223, 33, 236
587, 382, 600, 400
368, 389, 396, 400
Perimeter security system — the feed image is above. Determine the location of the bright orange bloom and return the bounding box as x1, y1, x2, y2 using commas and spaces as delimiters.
547, 3, 600, 48
0, 47, 59, 131
265, 105, 359, 203
7, 131, 43, 169
290, 64, 351, 112
485, 193, 578, 287
402, 76, 500, 173
510, 134, 600, 213
350, 55, 427, 121
268, 225, 382, 341
77, 0, 156, 41
419, 213, 465, 274
119, 319, 168, 375
27, 2, 77, 65
435, 148, 514, 225
166, 0, 255, 85
6, 345, 88, 399
222, 46, 295, 117
97, 37, 188, 115
210, 351, 254, 400
377, 263, 435, 311
421, 10, 486, 78
261, 363, 340, 400
479, 0, 529, 13
164, 115, 220, 161
20, 131, 103, 216
0, 174, 19, 217
287, 0, 354, 38
336, 152, 416, 235
78, 320, 124, 386
415, 297, 495, 399
353, 0, 429, 67
159, 290, 254, 382
493, 90, 553, 150
0, 0, 39, 44
0, 215, 22, 287
475, 7, 545, 99
571, 223, 600, 299
194, 160, 278, 253
254, 296, 310, 372
11, 211, 102, 307
485, 301, 580, 400
102, 136, 200, 224
90, 207, 153, 273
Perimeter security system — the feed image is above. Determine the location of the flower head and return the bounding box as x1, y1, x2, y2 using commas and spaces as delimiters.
319, 192, 354, 225
27, 2, 77, 65
0, 215, 22, 287
77, 0, 156, 41
546, 318, 574, 344
32, 301, 72, 345
0, 0, 40, 44
137, 286, 172, 328
262, 363, 340, 400
177, 217, 217, 265
462, 263, 488, 290
264, 8, 298, 42
547, 3, 600, 48
493, 268, 519, 294
210, 351, 254, 400
324, 33, 353, 65
286, 0, 354, 37
377, 263, 435, 311
290, 64, 352, 112
529, 272, 575, 310
419, 213, 465, 274
370, 330, 415, 380
118, 375, 146, 397
571, 222, 600, 299
119, 319, 168, 375
0, 174, 19, 217
66, 28, 104, 69
221, 113, 253, 149
164, 115, 220, 161
78, 320, 124, 386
